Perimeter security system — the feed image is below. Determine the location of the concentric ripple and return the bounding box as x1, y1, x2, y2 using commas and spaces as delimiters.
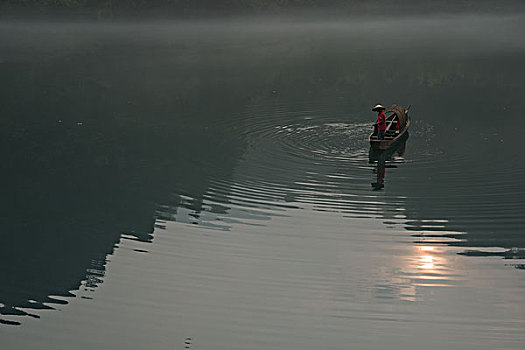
161, 100, 525, 260
162, 103, 413, 228
274, 121, 372, 162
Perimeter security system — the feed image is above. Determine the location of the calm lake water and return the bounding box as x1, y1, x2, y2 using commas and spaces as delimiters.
1, 15, 525, 349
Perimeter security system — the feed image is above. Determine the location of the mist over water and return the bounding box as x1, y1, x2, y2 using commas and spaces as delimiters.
1, 13, 524, 349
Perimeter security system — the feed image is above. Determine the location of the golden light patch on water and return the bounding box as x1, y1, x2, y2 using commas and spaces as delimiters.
406, 245, 463, 287
371, 243, 466, 302
369, 240, 467, 303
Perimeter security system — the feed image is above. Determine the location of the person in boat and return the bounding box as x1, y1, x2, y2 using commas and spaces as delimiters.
372, 104, 387, 140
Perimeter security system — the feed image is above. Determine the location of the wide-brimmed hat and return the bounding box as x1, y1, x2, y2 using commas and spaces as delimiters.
372, 104, 385, 112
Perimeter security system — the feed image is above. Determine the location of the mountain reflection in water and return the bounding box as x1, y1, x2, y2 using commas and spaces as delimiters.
0, 17, 524, 331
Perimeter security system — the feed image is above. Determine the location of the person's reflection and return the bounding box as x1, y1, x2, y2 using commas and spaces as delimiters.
369, 133, 408, 190
372, 159, 386, 190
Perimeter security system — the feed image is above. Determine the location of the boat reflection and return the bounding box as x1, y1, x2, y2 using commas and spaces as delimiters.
369, 133, 408, 190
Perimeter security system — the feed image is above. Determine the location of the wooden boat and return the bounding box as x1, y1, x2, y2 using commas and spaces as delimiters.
369, 131, 408, 164
369, 104, 410, 150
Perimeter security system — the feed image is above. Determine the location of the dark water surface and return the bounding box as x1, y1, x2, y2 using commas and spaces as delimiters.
1, 15, 525, 349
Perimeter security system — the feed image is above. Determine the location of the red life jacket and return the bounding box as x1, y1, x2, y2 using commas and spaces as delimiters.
377, 111, 386, 130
